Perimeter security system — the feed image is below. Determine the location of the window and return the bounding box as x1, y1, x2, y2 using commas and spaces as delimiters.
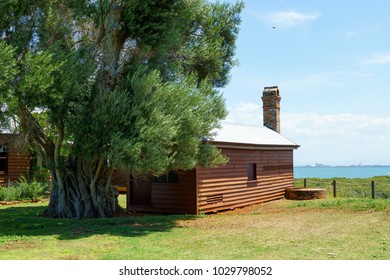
153, 171, 179, 183
247, 163, 257, 181
0, 144, 8, 174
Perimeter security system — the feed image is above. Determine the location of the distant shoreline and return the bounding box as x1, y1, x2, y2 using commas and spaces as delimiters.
296, 165, 390, 168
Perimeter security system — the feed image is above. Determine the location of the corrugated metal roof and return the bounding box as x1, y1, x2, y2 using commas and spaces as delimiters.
211, 122, 299, 148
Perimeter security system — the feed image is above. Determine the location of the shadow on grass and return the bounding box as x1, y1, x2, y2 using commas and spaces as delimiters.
0, 204, 197, 241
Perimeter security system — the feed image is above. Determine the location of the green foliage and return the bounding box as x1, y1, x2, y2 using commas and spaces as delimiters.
73, 67, 227, 174
18, 179, 46, 201
0, 186, 20, 201
18, 51, 62, 104
122, 0, 244, 87
26, 162, 51, 184
0, 42, 18, 131
181, 1, 244, 87
0, 0, 241, 168
0, 0, 50, 50
0, 0, 243, 217
0, 42, 17, 96
0, 177, 49, 201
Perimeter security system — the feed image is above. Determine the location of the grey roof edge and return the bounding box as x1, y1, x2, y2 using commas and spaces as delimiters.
209, 121, 300, 148
211, 141, 300, 150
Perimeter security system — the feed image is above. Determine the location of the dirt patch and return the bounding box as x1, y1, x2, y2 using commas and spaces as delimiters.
214, 199, 290, 215
63, 255, 82, 260
1, 241, 39, 251
0, 199, 48, 205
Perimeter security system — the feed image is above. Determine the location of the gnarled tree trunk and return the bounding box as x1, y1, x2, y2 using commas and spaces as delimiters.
35, 5, 127, 218
20, 103, 122, 218
44, 157, 121, 218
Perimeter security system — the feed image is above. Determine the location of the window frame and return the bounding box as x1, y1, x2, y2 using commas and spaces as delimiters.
153, 171, 179, 183
0, 144, 8, 175
247, 163, 257, 182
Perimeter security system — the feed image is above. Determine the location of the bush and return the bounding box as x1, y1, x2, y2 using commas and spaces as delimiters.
0, 177, 50, 201
0, 186, 22, 201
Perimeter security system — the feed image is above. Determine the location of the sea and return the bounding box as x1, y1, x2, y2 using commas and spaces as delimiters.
294, 166, 390, 179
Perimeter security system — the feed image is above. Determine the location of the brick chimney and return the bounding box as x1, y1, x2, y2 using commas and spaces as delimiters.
262, 86, 281, 133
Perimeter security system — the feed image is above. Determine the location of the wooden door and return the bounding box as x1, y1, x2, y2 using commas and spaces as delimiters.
129, 176, 152, 205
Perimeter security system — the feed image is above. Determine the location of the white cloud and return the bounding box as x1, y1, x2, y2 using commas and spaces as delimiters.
226, 102, 262, 125
284, 113, 390, 165
226, 103, 390, 165
344, 31, 357, 38
253, 10, 320, 29
228, 107, 390, 140
361, 53, 390, 65
234, 102, 260, 113
283, 112, 390, 139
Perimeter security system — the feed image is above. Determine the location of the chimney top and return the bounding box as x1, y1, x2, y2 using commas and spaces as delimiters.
263, 86, 280, 96
262, 86, 281, 133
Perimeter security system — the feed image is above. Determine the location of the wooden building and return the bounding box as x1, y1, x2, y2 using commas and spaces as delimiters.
126, 123, 298, 214
126, 86, 300, 214
0, 134, 31, 186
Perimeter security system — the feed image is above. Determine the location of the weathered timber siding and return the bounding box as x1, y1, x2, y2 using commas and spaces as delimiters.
0, 134, 30, 185
127, 169, 197, 214
197, 147, 294, 213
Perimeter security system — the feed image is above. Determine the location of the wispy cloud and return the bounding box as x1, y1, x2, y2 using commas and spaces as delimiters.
228, 105, 390, 139
281, 73, 340, 91
226, 102, 262, 125
253, 10, 320, 29
280, 71, 373, 93
283, 112, 390, 165
361, 53, 390, 65
226, 103, 390, 165
344, 31, 357, 38
283, 112, 390, 139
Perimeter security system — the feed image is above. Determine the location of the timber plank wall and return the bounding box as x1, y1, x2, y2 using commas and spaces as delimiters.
127, 169, 197, 214
0, 134, 30, 185
197, 147, 294, 213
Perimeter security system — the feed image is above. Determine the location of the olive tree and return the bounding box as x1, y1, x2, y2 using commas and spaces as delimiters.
0, 0, 243, 218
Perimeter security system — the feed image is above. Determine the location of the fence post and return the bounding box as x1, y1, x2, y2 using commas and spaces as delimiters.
333, 180, 336, 198
304, 178, 307, 188
371, 181, 376, 199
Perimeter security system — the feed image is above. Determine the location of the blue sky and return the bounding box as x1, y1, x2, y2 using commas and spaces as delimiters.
219, 0, 390, 165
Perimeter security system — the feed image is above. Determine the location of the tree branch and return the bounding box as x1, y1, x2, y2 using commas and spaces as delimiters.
18, 104, 55, 167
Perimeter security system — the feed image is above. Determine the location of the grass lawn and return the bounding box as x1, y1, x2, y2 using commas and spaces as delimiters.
1, 195, 390, 260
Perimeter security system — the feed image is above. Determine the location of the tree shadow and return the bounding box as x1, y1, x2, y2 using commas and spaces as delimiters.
0, 204, 198, 240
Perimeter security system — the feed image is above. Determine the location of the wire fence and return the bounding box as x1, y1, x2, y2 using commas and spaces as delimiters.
294, 178, 390, 199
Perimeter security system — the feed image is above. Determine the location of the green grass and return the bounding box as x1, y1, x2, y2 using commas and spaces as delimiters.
1, 195, 390, 260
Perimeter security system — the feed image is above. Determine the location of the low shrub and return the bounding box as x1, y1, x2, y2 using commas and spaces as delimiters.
0, 186, 22, 201
0, 177, 50, 201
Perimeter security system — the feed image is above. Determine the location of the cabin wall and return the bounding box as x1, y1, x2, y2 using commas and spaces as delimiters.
127, 169, 197, 214
0, 134, 30, 185
197, 147, 294, 213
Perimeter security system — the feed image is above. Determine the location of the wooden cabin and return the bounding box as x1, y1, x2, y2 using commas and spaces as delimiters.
0, 134, 31, 186
126, 86, 299, 214
126, 122, 299, 214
